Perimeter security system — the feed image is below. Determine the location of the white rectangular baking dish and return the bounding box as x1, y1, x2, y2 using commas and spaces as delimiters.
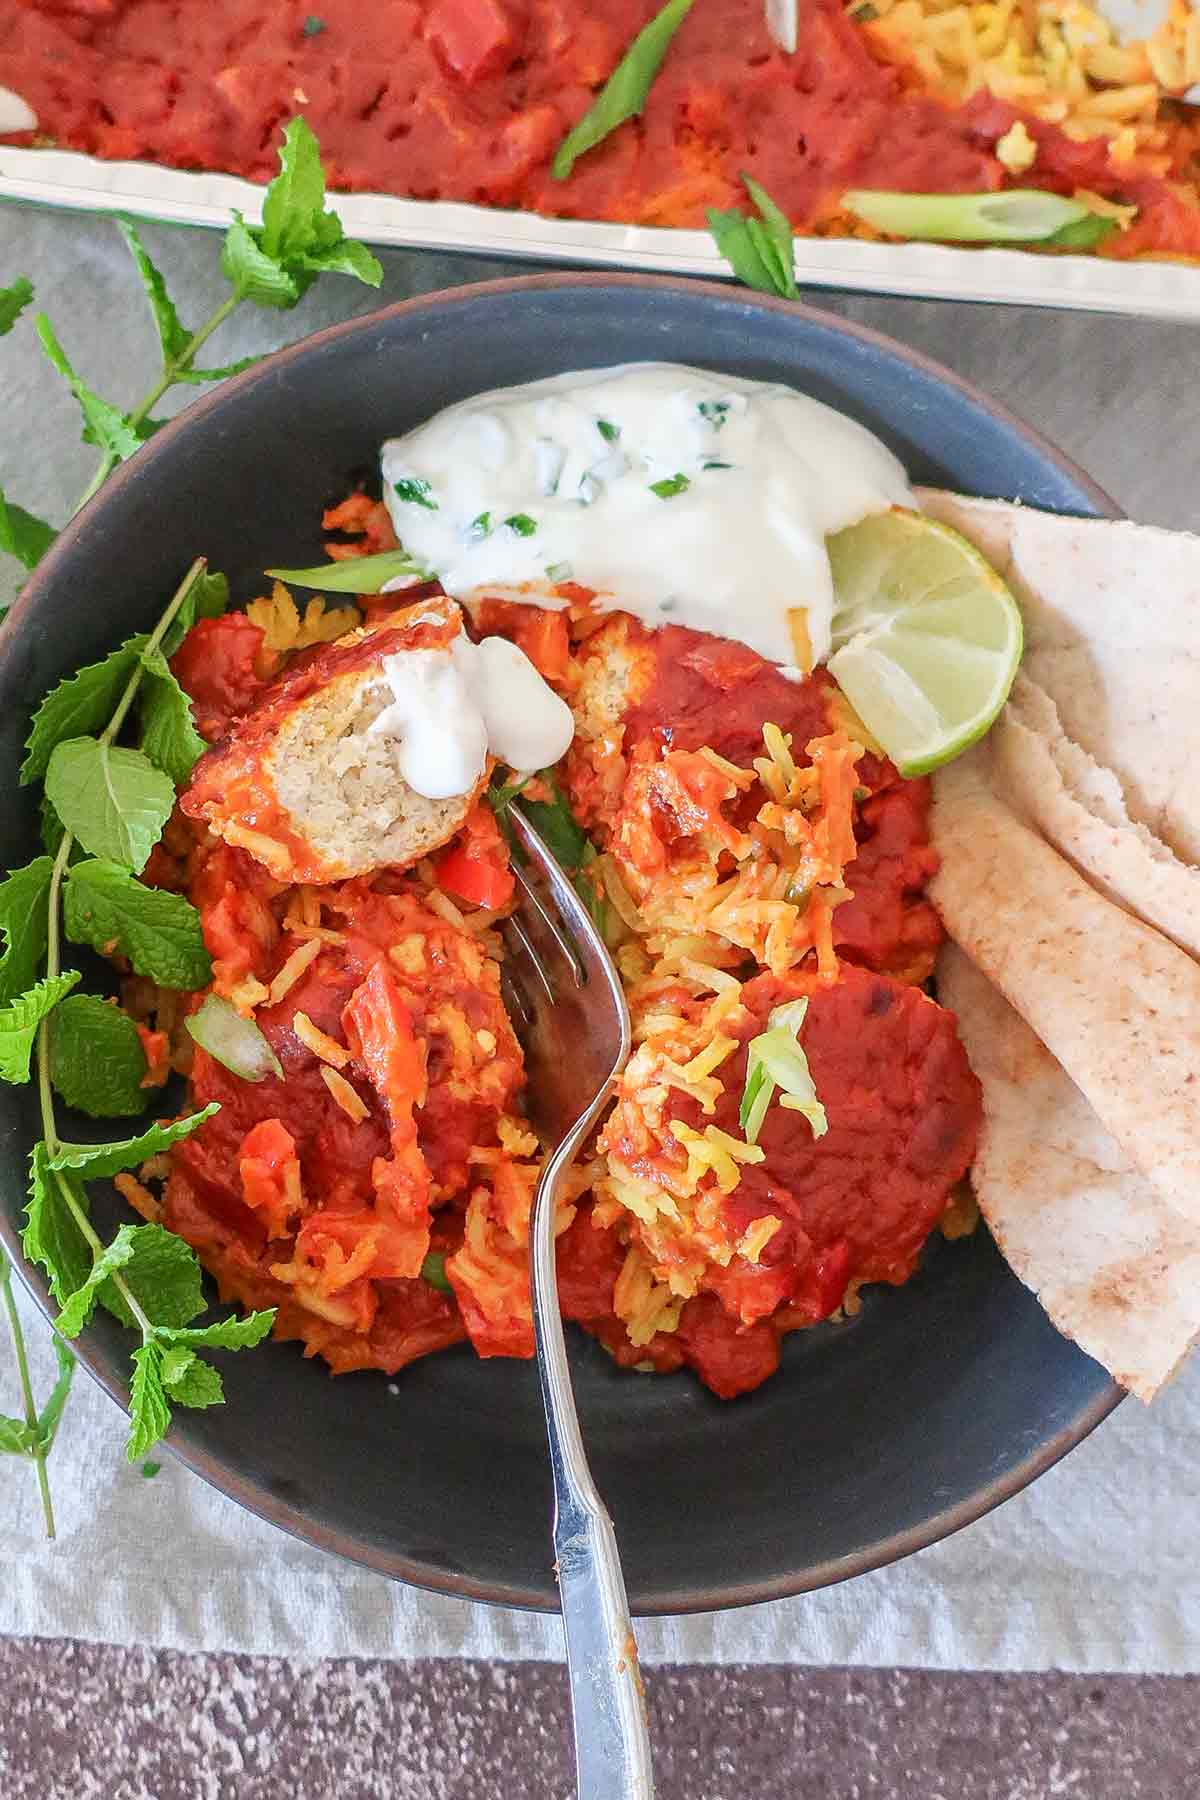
5, 142, 1200, 320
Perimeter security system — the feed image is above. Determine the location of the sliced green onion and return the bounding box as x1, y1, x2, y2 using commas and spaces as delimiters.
266, 549, 428, 593
186, 995, 284, 1082
738, 997, 827, 1145
841, 188, 1100, 244
738, 1059, 774, 1143
421, 1251, 453, 1294
505, 513, 538, 537
552, 0, 697, 180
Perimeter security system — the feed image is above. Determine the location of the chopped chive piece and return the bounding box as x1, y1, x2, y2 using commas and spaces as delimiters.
393, 476, 437, 510
649, 473, 690, 499
577, 472, 601, 506
302, 13, 326, 33
704, 460, 733, 470
141, 1459, 162, 1478
596, 419, 620, 443
505, 513, 538, 537
546, 561, 572, 582
698, 400, 730, 427
467, 511, 493, 542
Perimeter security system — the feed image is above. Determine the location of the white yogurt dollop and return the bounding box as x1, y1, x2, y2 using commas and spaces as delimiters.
371, 634, 574, 800
381, 363, 912, 669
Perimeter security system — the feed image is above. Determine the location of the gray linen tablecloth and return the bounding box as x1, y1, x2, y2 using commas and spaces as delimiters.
2, 203, 1198, 1671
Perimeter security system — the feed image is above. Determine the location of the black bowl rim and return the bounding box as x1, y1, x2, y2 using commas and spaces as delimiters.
1, 271, 1125, 1615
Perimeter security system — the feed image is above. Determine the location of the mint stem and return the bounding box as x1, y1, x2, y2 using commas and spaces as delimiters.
72, 287, 246, 517
0, 1248, 55, 1537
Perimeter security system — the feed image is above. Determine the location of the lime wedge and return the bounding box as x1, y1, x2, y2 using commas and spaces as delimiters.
826, 507, 1023, 777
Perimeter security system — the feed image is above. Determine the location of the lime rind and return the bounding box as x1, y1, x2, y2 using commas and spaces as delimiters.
826, 507, 1023, 777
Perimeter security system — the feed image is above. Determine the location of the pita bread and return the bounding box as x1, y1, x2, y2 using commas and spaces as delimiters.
931, 746, 1200, 1397
995, 672, 1200, 961
937, 945, 1200, 1401
918, 490, 1200, 863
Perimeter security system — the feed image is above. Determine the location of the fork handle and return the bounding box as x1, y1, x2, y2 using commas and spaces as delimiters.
552, 1478, 654, 1800
532, 1127, 655, 1800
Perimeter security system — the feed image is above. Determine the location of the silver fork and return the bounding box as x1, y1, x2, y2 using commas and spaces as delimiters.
501, 805, 654, 1800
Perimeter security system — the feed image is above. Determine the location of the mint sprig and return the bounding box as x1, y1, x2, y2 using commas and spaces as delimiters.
2, 560, 277, 1505
0, 113, 375, 1530
2, 118, 383, 572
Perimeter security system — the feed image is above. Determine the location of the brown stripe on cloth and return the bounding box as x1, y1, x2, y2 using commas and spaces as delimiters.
1, 1640, 1198, 1797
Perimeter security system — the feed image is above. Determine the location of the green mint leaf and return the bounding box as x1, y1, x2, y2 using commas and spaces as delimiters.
172, 354, 262, 387
23, 1143, 92, 1306
261, 116, 328, 261
128, 1340, 171, 1460
0, 488, 56, 570
0, 857, 53, 1005
158, 1309, 275, 1351
296, 238, 384, 284
221, 214, 305, 311
50, 993, 149, 1118
161, 569, 228, 655
120, 1225, 206, 1328
50, 1103, 219, 1180
708, 209, 778, 296
649, 473, 690, 499
36, 1338, 76, 1452
138, 648, 207, 786
0, 276, 33, 336
505, 513, 537, 536
64, 860, 211, 990
35, 316, 143, 462
45, 739, 175, 874
742, 176, 799, 299
22, 634, 148, 784
393, 477, 437, 510
160, 1347, 224, 1408
303, 14, 326, 34
0, 1416, 37, 1454
552, 0, 696, 179
255, 119, 382, 288
57, 1222, 207, 1341
54, 1222, 139, 1338
265, 549, 425, 594
709, 176, 798, 299
0, 971, 81, 1085
115, 218, 192, 366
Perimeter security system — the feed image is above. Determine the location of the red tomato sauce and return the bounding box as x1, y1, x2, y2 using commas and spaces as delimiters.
160, 561, 982, 1399
4, 0, 1196, 257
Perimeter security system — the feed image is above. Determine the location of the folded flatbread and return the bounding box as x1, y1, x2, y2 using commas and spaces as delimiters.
919, 491, 1200, 862
922, 493, 1200, 1399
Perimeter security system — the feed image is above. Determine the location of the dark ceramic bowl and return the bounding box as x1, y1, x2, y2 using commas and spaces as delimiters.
0, 275, 1122, 1612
